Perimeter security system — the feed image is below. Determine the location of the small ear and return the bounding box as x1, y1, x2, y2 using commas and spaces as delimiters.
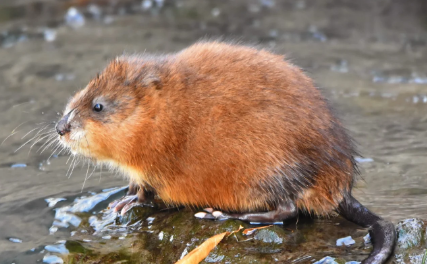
142, 75, 162, 90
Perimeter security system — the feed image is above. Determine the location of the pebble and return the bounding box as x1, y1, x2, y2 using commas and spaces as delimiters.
8, 237, 22, 243
336, 236, 356, 246
65, 7, 85, 28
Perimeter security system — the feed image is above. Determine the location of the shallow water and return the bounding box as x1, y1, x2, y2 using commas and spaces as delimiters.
0, 0, 427, 263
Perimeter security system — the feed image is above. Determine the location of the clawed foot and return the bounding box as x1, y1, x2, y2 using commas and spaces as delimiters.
194, 208, 230, 220
194, 202, 298, 224
109, 195, 140, 216
109, 183, 156, 216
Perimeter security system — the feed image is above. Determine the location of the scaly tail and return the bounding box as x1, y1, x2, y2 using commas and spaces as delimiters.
338, 194, 396, 264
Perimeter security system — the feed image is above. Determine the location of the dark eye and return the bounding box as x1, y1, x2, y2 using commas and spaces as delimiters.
93, 103, 103, 112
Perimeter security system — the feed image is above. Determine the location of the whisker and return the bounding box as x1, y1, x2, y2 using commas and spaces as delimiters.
65, 154, 76, 178
83, 134, 92, 157
68, 155, 78, 179
33, 133, 56, 151
31, 123, 55, 138
81, 162, 92, 192
71, 158, 81, 177
21, 126, 46, 140
29, 132, 57, 156
79, 134, 95, 192
1, 130, 20, 146
1, 121, 30, 146
39, 136, 59, 154
12, 101, 34, 108
55, 145, 66, 157
35, 121, 51, 125
15, 133, 49, 153
15, 125, 54, 152
69, 138, 83, 178
88, 162, 96, 180
47, 142, 61, 162
66, 152, 73, 165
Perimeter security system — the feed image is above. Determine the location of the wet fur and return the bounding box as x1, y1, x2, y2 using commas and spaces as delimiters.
58, 41, 395, 263
62, 42, 357, 215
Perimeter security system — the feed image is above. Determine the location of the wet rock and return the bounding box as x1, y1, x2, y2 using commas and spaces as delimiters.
45, 198, 67, 208
394, 218, 427, 264
253, 227, 284, 244
41, 189, 427, 264
336, 236, 355, 246
61, 207, 369, 263
396, 218, 424, 249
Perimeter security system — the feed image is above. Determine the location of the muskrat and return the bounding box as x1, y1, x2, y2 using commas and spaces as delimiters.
56, 41, 395, 263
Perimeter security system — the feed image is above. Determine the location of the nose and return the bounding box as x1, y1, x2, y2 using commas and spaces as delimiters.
56, 114, 71, 136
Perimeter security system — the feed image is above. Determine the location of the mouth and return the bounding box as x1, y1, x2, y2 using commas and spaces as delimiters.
58, 130, 90, 157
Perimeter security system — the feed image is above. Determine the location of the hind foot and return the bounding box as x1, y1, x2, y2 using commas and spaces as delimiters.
194, 201, 298, 224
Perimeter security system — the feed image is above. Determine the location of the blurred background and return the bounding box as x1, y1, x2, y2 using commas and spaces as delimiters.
0, 0, 427, 263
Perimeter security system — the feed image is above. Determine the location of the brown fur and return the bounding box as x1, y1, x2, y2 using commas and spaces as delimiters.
60, 41, 357, 216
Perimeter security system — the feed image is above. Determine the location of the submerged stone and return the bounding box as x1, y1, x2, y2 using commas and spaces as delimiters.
396, 218, 424, 249
394, 218, 427, 264
253, 228, 284, 244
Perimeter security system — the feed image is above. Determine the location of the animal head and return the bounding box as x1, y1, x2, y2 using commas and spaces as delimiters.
56, 56, 163, 163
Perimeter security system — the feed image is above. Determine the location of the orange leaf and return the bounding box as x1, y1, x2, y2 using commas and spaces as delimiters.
175, 232, 227, 264
175, 225, 243, 264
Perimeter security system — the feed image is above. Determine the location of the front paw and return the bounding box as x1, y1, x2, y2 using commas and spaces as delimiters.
108, 195, 140, 216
